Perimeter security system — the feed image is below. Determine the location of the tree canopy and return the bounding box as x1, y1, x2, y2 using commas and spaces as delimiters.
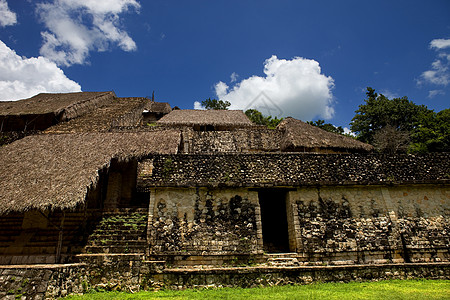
409, 108, 450, 153
350, 87, 449, 153
245, 109, 283, 129
200, 98, 231, 110
307, 120, 344, 135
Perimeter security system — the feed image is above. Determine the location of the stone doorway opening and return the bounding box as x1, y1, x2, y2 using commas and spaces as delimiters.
258, 189, 290, 253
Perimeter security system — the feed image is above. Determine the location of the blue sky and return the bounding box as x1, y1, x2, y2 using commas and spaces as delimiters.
1, 0, 449, 130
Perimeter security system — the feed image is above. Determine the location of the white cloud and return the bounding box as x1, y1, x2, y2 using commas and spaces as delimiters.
343, 127, 355, 136
215, 81, 229, 98
0, 0, 16, 27
0, 40, 81, 101
379, 90, 399, 99
428, 89, 445, 98
193, 101, 204, 110
213, 55, 335, 120
421, 60, 449, 85
420, 38, 450, 87
430, 38, 450, 50
230, 72, 238, 83
37, 0, 140, 66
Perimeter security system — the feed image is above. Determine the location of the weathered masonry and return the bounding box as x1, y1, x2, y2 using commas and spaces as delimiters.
140, 153, 449, 266
0, 92, 448, 298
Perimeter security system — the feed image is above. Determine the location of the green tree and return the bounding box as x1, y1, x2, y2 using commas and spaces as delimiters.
245, 109, 266, 125
307, 119, 344, 135
410, 108, 450, 153
245, 109, 283, 129
350, 87, 429, 151
201, 98, 231, 110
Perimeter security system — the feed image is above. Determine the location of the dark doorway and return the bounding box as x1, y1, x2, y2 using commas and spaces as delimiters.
258, 189, 290, 253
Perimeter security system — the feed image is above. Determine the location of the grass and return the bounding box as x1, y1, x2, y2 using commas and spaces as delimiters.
63, 279, 449, 300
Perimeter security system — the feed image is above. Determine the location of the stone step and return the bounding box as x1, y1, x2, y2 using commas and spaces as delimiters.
96, 223, 147, 229
94, 225, 147, 231
102, 208, 149, 214
91, 231, 146, 238
82, 209, 149, 254
94, 225, 146, 231
72, 253, 148, 264
96, 221, 146, 226
267, 257, 300, 266
87, 234, 145, 241
94, 235, 145, 241
99, 215, 148, 221
86, 240, 146, 247
0, 255, 58, 265
265, 252, 299, 258
264, 253, 301, 266
96, 220, 147, 225
84, 246, 146, 254
98, 214, 147, 220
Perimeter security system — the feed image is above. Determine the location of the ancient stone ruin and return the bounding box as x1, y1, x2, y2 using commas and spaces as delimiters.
0, 92, 448, 298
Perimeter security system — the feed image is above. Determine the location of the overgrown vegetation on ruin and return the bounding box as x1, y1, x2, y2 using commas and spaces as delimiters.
63, 279, 449, 299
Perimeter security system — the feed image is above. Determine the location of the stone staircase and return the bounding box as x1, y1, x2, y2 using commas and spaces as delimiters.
264, 253, 301, 267
83, 208, 148, 254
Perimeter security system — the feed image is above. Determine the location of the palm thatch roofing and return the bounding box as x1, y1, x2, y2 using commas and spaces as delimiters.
0, 131, 181, 214
278, 117, 373, 152
44, 97, 149, 133
144, 101, 172, 114
0, 92, 116, 132
157, 110, 254, 127
0, 92, 114, 119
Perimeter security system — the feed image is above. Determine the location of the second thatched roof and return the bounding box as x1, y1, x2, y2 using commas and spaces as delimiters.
144, 101, 172, 114
0, 91, 114, 120
44, 97, 149, 133
278, 117, 373, 152
0, 131, 181, 214
157, 109, 254, 127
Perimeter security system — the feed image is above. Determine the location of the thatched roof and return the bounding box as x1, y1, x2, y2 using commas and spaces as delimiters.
44, 97, 148, 133
157, 110, 253, 127
0, 92, 114, 119
278, 117, 373, 152
0, 92, 116, 132
144, 101, 172, 114
0, 131, 181, 214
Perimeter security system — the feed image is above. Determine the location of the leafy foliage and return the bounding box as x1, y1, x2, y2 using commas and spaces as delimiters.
307, 120, 344, 135
201, 98, 231, 110
245, 109, 283, 129
349, 87, 449, 153
410, 108, 450, 153
350, 87, 429, 146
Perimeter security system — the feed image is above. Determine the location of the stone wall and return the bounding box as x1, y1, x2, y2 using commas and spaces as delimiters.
145, 184, 449, 265
144, 263, 450, 289
139, 153, 450, 188
289, 186, 449, 263
148, 188, 261, 264
186, 129, 281, 153
1, 261, 449, 298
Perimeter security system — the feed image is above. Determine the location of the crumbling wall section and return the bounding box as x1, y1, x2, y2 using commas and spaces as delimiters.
187, 129, 282, 153
389, 186, 449, 262
149, 188, 260, 264
291, 186, 449, 264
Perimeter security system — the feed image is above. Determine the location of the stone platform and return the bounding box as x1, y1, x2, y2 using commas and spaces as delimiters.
1, 257, 449, 299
